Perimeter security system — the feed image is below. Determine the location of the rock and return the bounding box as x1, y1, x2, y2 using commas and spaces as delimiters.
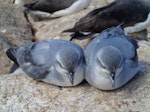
138, 41, 150, 62
0, 0, 13, 3
0, 40, 150, 111
0, 34, 13, 75
0, 3, 33, 74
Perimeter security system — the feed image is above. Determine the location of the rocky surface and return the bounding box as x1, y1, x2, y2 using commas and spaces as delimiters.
0, 3, 33, 74
0, 0, 13, 3
0, 0, 150, 111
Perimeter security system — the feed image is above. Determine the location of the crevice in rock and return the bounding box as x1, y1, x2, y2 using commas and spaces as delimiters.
23, 10, 37, 42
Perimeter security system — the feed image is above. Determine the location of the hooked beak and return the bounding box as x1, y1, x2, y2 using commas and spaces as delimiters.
67, 72, 74, 85
109, 73, 115, 88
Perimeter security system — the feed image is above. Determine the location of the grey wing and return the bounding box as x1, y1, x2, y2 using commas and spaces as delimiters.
115, 37, 138, 61
124, 36, 138, 61
18, 42, 54, 80
101, 37, 138, 61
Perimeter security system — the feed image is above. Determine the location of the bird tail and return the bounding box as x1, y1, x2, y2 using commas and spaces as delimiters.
6, 47, 18, 64
6, 47, 20, 73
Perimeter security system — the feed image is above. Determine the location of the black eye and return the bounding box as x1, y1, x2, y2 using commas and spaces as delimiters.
57, 61, 63, 68
111, 73, 115, 80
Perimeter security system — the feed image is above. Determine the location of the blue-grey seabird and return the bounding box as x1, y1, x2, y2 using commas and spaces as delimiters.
85, 26, 141, 90
6, 39, 85, 87
63, 0, 150, 41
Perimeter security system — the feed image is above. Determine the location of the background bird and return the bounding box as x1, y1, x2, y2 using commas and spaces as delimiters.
63, 0, 150, 41
85, 26, 141, 90
13, 0, 33, 6
16, 0, 91, 20
6, 39, 85, 87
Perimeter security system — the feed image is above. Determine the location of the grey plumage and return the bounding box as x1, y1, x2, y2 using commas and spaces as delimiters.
6, 39, 85, 87
85, 26, 141, 90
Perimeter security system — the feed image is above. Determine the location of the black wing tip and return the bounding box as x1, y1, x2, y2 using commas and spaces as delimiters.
6, 48, 18, 64
9, 63, 19, 73
62, 29, 88, 41
62, 28, 75, 33
69, 32, 94, 41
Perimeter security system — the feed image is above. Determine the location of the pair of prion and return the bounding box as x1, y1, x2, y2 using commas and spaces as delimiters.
6, 26, 141, 90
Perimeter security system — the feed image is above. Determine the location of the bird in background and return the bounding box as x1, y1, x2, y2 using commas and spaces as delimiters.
63, 0, 150, 41
6, 39, 85, 87
14, 0, 91, 20
13, 0, 33, 6
85, 26, 141, 90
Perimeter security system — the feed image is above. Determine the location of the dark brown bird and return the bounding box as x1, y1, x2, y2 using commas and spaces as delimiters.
63, 0, 150, 41
23, 0, 91, 20
24, 0, 78, 13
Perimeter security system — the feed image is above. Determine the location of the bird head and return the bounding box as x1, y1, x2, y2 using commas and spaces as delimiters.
55, 47, 81, 85
96, 46, 123, 88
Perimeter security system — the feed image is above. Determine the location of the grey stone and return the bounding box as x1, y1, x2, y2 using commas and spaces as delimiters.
0, 3, 33, 74
0, 0, 13, 3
